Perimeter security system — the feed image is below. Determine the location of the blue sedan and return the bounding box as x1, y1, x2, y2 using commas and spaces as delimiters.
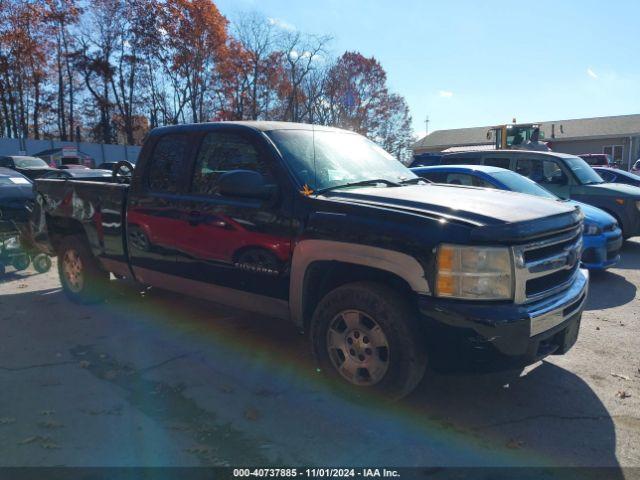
592, 167, 640, 188
412, 165, 623, 270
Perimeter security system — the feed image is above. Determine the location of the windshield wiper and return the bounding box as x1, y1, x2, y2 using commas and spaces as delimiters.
315, 179, 401, 195
399, 177, 429, 185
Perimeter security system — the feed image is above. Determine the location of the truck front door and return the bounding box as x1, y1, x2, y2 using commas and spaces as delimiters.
173, 128, 293, 312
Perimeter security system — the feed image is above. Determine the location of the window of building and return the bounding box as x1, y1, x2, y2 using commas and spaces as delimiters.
191, 132, 269, 195
603, 145, 624, 166
147, 135, 189, 192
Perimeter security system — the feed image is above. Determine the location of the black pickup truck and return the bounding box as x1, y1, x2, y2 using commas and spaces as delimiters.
30, 122, 589, 398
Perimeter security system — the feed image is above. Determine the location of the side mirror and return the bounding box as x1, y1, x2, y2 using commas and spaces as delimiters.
218, 170, 277, 200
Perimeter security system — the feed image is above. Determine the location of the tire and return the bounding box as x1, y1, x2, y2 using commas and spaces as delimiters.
310, 281, 428, 400
12, 254, 30, 271
57, 235, 109, 304
33, 254, 52, 274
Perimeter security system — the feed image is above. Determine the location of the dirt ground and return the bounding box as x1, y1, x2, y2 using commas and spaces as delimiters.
0, 240, 638, 469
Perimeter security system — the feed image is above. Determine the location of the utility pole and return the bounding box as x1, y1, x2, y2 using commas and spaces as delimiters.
425, 115, 430, 135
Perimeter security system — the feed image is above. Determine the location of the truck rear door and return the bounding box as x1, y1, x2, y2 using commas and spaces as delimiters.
126, 133, 193, 281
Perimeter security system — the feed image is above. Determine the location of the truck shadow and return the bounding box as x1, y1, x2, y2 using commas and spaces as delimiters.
0, 282, 623, 471
585, 270, 636, 310
615, 238, 640, 270
406, 363, 621, 469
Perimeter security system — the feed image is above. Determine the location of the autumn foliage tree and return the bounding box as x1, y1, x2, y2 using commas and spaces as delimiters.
0, 2, 413, 160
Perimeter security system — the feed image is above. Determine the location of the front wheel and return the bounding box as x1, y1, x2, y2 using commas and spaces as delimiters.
58, 236, 109, 304
310, 282, 427, 400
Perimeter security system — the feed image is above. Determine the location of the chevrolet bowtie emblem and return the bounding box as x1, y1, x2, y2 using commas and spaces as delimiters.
300, 184, 314, 196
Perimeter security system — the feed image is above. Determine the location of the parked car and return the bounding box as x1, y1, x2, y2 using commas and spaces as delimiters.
40, 169, 113, 181
59, 164, 89, 170
0, 167, 33, 225
0, 155, 56, 179
0, 168, 35, 275
440, 150, 640, 238
593, 167, 640, 188
96, 162, 119, 171
30, 122, 588, 399
412, 165, 623, 270
579, 153, 616, 168
632, 159, 640, 175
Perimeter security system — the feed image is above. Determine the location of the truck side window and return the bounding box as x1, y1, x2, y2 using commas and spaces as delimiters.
191, 132, 269, 195
484, 157, 510, 169
147, 135, 188, 192
516, 158, 567, 185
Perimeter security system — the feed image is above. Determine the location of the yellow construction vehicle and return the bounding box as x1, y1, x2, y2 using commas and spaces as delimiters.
488, 123, 549, 151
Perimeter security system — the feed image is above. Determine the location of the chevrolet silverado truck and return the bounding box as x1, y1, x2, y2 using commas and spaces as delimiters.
30, 122, 589, 399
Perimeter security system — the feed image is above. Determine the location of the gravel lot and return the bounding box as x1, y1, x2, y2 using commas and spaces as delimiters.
0, 239, 638, 469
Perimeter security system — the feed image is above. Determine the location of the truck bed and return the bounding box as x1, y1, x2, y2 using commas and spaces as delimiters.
32, 179, 129, 265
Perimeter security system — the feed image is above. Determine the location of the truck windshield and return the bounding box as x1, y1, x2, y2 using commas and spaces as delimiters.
490, 171, 558, 199
564, 156, 604, 185
267, 129, 416, 191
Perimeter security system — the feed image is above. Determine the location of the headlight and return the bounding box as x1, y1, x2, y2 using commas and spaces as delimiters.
435, 244, 513, 300
584, 223, 601, 236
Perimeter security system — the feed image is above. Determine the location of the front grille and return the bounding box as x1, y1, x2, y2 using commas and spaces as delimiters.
526, 264, 579, 297
513, 224, 583, 304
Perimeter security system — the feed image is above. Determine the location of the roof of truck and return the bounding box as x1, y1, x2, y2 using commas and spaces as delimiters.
149, 121, 350, 136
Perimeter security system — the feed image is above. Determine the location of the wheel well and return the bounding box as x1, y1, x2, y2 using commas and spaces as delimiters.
599, 208, 624, 234
45, 215, 86, 251
301, 261, 416, 331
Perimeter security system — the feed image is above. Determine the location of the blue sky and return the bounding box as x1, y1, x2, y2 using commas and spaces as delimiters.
215, 0, 640, 139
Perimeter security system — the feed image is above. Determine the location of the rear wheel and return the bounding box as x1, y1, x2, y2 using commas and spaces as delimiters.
311, 282, 427, 400
58, 236, 109, 304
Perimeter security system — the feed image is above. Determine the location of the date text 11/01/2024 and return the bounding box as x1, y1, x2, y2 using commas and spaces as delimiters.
233, 468, 400, 477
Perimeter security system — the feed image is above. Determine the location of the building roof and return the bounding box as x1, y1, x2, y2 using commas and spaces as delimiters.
413, 114, 640, 151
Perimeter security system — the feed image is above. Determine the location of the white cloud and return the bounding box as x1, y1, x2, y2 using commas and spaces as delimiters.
587, 67, 598, 79
438, 90, 454, 98
267, 17, 296, 31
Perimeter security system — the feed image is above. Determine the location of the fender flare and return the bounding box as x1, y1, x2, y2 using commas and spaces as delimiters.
289, 239, 429, 327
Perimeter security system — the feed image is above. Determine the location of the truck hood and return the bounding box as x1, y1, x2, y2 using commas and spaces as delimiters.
323, 184, 581, 242
582, 182, 640, 198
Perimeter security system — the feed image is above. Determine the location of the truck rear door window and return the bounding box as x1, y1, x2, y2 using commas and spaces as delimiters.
191, 132, 268, 195
147, 135, 189, 192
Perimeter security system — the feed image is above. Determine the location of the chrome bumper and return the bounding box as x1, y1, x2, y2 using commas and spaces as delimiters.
528, 268, 589, 337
